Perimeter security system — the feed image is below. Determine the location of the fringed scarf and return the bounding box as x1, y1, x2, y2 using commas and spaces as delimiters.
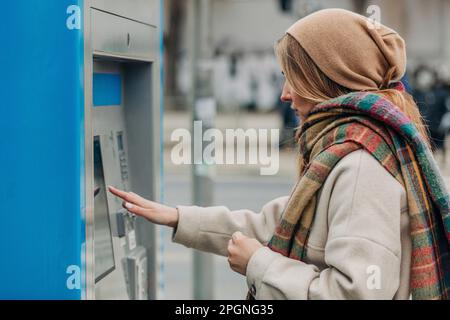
266, 86, 450, 300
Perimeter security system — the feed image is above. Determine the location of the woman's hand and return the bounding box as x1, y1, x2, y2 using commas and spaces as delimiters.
227, 231, 263, 276
108, 186, 179, 228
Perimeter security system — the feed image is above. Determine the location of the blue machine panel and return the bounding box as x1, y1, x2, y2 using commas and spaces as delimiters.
0, 1, 85, 299
93, 73, 122, 106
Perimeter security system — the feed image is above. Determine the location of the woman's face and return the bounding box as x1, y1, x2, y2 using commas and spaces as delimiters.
280, 80, 316, 122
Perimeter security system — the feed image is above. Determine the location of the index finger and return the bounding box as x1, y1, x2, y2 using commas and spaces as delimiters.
108, 186, 132, 202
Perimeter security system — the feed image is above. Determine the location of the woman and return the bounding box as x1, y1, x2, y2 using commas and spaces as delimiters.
109, 9, 450, 300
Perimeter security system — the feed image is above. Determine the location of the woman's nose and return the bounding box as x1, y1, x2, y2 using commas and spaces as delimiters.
280, 90, 292, 103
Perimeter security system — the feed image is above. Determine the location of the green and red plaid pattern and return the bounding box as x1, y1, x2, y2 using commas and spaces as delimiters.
268, 90, 450, 300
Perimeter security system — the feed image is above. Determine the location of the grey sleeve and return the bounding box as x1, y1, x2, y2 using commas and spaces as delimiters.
172, 196, 289, 257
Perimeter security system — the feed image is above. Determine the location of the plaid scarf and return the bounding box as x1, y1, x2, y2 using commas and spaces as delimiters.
267, 89, 450, 300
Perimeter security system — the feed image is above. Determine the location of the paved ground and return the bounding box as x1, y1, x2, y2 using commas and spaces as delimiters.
161, 173, 296, 299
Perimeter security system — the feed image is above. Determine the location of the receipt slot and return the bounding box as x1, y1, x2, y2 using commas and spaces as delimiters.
1, 0, 161, 299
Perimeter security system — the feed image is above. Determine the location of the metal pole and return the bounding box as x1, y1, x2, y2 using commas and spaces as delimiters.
188, 0, 215, 300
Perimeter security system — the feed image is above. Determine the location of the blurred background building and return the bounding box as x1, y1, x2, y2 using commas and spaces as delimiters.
160, 0, 450, 299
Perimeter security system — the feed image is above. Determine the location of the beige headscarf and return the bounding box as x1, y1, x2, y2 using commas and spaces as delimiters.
286, 8, 407, 91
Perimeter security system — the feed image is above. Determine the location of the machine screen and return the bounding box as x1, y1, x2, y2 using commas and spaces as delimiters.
94, 136, 116, 282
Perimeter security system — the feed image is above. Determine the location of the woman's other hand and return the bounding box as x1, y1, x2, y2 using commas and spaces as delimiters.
227, 231, 263, 276
108, 186, 179, 228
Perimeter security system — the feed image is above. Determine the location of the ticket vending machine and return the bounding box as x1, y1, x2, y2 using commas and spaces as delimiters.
1, 0, 161, 299
87, 1, 162, 300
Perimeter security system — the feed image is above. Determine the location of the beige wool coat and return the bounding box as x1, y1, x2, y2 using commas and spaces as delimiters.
172, 149, 412, 300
